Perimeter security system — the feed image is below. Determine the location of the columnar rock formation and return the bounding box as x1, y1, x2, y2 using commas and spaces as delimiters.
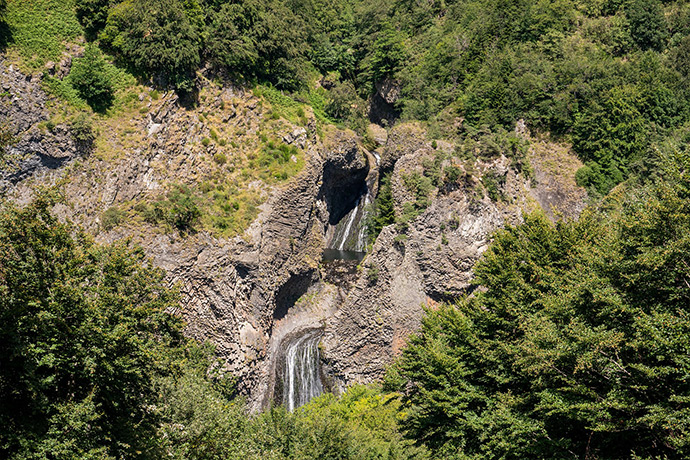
1, 58, 586, 409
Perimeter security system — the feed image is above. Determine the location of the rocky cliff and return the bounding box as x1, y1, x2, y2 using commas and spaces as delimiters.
1, 56, 586, 409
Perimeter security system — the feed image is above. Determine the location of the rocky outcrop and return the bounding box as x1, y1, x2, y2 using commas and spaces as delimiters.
0, 58, 85, 191
320, 128, 586, 390
3, 57, 586, 409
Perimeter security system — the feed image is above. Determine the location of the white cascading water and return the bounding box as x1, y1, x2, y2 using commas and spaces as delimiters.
282, 330, 324, 411
328, 188, 374, 252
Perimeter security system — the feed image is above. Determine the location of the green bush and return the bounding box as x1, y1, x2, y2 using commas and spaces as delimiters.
213, 152, 227, 165
68, 44, 114, 112
70, 113, 95, 144
101, 205, 125, 230
75, 0, 111, 39
144, 184, 201, 232
0, 120, 15, 159
481, 171, 505, 202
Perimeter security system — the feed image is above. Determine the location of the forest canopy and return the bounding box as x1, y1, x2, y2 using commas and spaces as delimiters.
69, 0, 690, 195
386, 140, 690, 459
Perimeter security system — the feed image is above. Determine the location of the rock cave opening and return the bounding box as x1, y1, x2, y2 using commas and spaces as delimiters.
273, 271, 316, 321
320, 159, 376, 258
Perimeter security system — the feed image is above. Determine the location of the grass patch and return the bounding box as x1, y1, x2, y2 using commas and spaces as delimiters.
200, 186, 264, 238
5, 0, 82, 69
251, 140, 304, 183
253, 84, 330, 127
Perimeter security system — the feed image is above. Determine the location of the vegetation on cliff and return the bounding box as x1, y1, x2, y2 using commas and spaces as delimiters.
61, 0, 690, 196
2, 0, 690, 459
386, 143, 690, 458
4, 0, 687, 196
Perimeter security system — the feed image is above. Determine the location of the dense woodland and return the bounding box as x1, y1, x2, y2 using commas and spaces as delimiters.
2, 0, 690, 459
65, 0, 690, 196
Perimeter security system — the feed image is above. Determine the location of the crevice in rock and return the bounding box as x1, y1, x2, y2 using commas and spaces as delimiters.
273, 270, 317, 321
320, 161, 369, 227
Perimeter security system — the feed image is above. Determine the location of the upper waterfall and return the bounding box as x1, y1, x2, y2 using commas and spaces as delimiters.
327, 188, 373, 252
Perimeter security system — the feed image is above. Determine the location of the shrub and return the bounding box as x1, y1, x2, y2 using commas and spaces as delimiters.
101, 205, 125, 231
201, 137, 210, 147
443, 165, 462, 184
143, 185, 201, 232
75, 0, 112, 39
70, 113, 95, 145
213, 152, 227, 165
0, 120, 14, 159
482, 171, 505, 202
68, 44, 114, 112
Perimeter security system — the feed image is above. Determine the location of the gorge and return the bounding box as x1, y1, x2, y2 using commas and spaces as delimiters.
0, 55, 588, 411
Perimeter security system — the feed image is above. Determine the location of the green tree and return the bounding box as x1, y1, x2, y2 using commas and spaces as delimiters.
75, 0, 113, 39
390, 147, 690, 458
69, 44, 114, 112
366, 21, 406, 84
100, 0, 201, 92
205, 0, 309, 90
626, 0, 668, 51
572, 85, 649, 194
0, 192, 187, 459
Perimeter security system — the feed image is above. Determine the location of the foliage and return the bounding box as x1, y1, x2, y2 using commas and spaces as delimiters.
4, 0, 82, 68
397, 172, 433, 232
158, 381, 427, 460
144, 184, 202, 232
625, 0, 668, 52
572, 85, 649, 194
367, 172, 394, 243
390, 148, 690, 459
365, 21, 406, 85
0, 192, 188, 459
68, 44, 115, 112
325, 80, 363, 124
101, 205, 125, 231
75, 0, 113, 39
70, 113, 95, 145
0, 118, 15, 160
251, 140, 303, 182
100, 0, 201, 92
206, 0, 308, 90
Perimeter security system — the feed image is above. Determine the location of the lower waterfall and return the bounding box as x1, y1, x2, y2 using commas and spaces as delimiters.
282, 329, 324, 411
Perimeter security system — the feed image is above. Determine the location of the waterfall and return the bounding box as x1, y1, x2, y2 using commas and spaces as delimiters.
282, 329, 324, 411
327, 187, 373, 252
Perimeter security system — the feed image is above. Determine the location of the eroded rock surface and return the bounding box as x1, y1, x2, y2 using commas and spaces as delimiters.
2, 60, 587, 409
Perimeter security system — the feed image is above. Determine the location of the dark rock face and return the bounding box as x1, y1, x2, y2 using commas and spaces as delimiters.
0, 58, 85, 191
318, 131, 370, 224
368, 77, 401, 125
